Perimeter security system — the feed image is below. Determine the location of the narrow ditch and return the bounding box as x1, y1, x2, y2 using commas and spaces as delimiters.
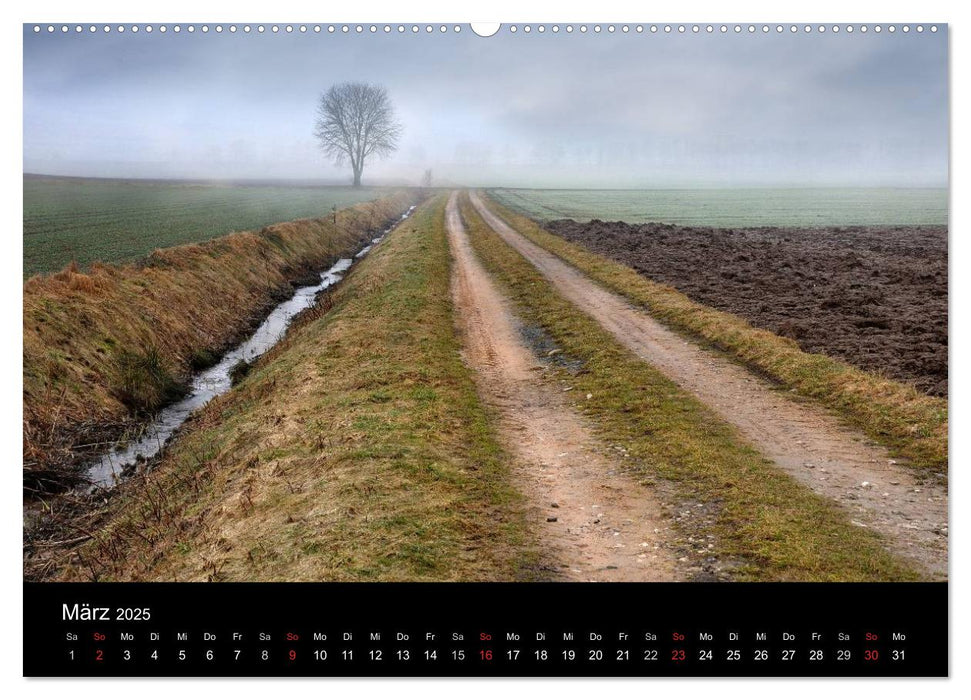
85, 205, 416, 489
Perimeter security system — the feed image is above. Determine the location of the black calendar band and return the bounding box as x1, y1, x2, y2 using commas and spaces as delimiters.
24, 582, 947, 677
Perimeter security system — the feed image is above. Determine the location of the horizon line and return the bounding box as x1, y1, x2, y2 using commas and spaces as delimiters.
23, 172, 949, 191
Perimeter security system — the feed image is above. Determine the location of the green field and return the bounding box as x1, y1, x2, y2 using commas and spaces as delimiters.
490, 187, 949, 228
23, 176, 395, 277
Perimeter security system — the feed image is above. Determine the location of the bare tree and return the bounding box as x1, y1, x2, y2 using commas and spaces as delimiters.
421, 169, 433, 189
314, 82, 403, 187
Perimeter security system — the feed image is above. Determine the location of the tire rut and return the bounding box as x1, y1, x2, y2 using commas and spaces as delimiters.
446, 192, 683, 582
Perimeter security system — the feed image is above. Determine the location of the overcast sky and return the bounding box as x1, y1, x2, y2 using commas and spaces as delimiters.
23, 25, 948, 187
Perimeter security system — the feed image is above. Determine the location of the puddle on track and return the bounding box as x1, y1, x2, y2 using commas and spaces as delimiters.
85, 206, 415, 488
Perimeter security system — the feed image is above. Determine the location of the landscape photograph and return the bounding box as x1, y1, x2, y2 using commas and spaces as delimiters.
23, 23, 948, 584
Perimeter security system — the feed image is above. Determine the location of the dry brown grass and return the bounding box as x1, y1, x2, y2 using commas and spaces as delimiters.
480, 194, 948, 478
54, 196, 535, 582
23, 192, 416, 491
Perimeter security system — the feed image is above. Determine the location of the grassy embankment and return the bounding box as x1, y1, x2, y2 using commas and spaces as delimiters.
57, 196, 536, 582
480, 194, 947, 478
24, 192, 416, 492
460, 193, 919, 582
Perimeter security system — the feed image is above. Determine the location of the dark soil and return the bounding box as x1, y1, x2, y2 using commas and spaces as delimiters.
544, 219, 947, 397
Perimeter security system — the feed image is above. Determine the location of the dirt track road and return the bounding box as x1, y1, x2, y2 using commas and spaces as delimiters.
446, 193, 682, 582
469, 191, 947, 578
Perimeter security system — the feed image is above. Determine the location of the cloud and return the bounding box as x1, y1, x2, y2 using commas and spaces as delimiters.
23, 27, 948, 186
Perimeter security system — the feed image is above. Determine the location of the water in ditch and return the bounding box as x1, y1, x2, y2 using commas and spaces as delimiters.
84, 206, 415, 488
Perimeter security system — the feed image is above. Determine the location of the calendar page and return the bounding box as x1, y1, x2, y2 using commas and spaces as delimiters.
21, 17, 948, 678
